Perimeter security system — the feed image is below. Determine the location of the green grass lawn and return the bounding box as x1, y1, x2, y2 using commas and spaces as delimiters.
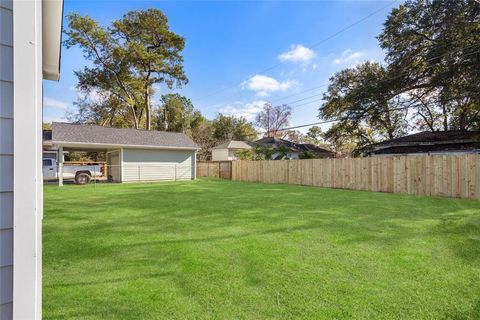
43, 178, 480, 319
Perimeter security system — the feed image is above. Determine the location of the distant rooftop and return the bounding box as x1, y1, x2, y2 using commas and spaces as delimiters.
212, 140, 252, 150
368, 130, 480, 155
373, 130, 480, 147
49, 122, 198, 149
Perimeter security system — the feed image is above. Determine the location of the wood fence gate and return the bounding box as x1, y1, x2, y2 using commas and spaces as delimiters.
197, 161, 232, 180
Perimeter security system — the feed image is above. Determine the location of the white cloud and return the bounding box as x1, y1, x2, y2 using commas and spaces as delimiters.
43, 115, 67, 123
332, 49, 365, 66
43, 97, 69, 110
242, 74, 299, 97
218, 100, 266, 121
279, 44, 316, 63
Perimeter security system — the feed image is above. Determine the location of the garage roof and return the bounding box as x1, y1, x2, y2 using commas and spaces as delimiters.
212, 140, 252, 150
51, 122, 198, 150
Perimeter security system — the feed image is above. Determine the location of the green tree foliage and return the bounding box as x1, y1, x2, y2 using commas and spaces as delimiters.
284, 130, 303, 143
190, 120, 217, 161
234, 149, 254, 160
212, 114, 258, 142
65, 9, 188, 130
378, 0, 480, 130
255, 145, 276, 160
302, 126, 324, 145
319, 0, 480, 155
323, 122, 374, 157
320, 62, 409, 145
276, 145, 291, 160
298, 151, 319, 159
153, 94, 202, 134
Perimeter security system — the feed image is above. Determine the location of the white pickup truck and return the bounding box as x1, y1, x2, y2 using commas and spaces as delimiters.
42, 158, 103, 184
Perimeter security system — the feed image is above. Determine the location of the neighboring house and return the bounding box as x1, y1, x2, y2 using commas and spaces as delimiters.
45, 122, 198, 183
255, 137, 335, 159
42, 128, 58, 159
0, 0, 63, 319
366, 131, 480, 157
211, 140, 252, 161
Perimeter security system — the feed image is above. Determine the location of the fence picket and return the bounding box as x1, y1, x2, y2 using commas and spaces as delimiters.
197, 156, 480, 199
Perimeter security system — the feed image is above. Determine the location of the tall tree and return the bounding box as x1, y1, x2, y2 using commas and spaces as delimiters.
66, 90, 134, 128
284, 130, 303, 143
191, 120, 217, 160
65, 9, 188, 130
323, 122, 374, 157
153, 94, 200, 134
378, 0, 480, 130
302, 126, 324, 145
212, 114, 258, 142
320, 62, 409, 145
255, 103, 292, 137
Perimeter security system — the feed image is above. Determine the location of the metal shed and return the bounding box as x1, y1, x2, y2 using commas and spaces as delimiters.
49, 122, 198, 185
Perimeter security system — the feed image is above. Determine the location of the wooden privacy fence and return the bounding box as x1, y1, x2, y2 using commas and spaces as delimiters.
197, 161, 232, 180
231, 155, 480, 200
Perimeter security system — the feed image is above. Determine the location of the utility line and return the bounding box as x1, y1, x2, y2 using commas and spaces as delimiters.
202, 42, 480, 112
259, 94, 475, 135
279, 45, 480, 110
194, 0, 398, 103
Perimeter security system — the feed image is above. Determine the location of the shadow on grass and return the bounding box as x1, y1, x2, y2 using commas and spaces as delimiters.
45, 180, 480, 263
43, 179, 480, 319
44, 271, 175, 288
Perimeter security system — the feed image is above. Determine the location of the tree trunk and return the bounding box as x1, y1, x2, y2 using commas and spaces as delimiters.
164, 108, 168, 130
145, 88, 151, 130
442, 104, 448, 131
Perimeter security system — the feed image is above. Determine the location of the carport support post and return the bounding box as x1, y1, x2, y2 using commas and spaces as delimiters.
58, 146, 64, 186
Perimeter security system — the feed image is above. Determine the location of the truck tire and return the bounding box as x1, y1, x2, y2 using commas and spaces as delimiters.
75, 172, 91, 185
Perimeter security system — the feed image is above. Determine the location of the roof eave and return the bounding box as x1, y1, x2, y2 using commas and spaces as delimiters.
42, 0, 64, 81
51, 141, 199, 151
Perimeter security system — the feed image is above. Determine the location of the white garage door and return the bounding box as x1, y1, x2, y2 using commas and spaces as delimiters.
122, 148, 194, 182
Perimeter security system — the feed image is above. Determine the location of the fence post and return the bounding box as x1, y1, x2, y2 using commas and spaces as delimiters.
175, 164, 177, 181
138, 165, 141, 182
93, 165, 96, 188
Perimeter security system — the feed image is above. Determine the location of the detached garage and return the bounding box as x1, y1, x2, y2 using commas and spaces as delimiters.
49, 122, 198, 183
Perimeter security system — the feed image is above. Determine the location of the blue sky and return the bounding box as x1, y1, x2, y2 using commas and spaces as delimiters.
43, 0, 400, 133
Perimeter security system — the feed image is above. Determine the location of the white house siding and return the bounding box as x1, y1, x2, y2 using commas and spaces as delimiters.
212, 149, 229, 161
122, 148, 195, 182
13, 0, 44, 318
107, 150, 121, 182
0, 0, 13, 318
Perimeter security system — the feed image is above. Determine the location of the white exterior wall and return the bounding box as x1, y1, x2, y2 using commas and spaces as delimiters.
228, 150, 238, 160
12, 0, 44, 318
106, 150, 121, 182
0, 0, 13, 318
122, 148, 196, 182
212, 148, 229, 161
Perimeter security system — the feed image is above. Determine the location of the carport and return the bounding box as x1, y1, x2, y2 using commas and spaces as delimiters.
47, 122, 198, 186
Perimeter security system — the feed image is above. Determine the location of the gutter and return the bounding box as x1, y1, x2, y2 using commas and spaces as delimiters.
51, 141, 199, 151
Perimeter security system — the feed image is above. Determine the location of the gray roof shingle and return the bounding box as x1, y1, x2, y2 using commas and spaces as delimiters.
212, 140, 252, 149
51, 122, 198, 149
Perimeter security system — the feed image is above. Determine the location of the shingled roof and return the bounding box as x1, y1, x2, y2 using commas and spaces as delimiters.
212, 140, 252, 150
368, 130, 480, 155
373, 131, 480, 147
51, 122, 198, 149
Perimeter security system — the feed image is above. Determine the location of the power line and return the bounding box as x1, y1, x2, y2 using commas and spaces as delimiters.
202, 42, 480, 113
257, 44, 480, 134
278, 44, 480, 110
269, 84, 330, 104
259, 93, 475, 135
194, 0, 398, 103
